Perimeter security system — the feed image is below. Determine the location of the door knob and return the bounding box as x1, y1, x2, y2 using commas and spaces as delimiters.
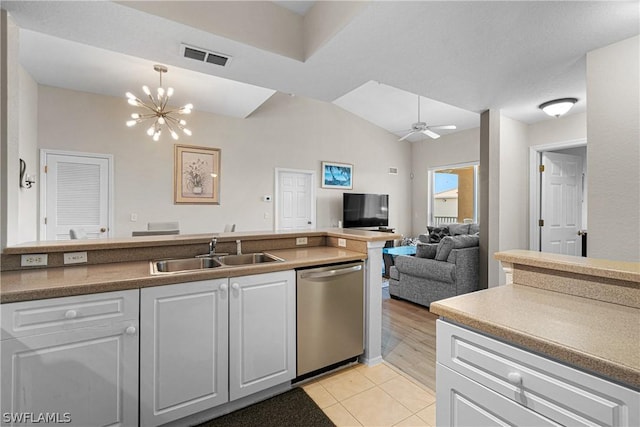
100, 227, 107, 233
125, 326, 137, 335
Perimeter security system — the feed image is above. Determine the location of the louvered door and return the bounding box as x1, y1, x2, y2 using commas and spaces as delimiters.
42, 151, 112, 240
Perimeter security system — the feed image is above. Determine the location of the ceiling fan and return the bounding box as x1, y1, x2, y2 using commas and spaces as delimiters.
398, 95, 457, 141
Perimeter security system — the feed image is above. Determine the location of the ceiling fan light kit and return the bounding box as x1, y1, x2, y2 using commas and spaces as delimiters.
539, 98, 578, 118
126, 64, 193, 141
398, 95, 456, 141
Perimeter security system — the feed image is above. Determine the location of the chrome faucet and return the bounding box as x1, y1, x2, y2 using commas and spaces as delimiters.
236, 239, 242, 255
209, 237, 218, 256
196, 237, 218, 258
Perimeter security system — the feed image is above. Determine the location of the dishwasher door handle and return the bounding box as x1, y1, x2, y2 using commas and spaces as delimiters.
299, 264, 362, 280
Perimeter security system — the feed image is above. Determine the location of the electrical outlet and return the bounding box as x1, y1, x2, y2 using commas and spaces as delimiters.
338, 238, 347, 248
296, 237, 308, 245
64, 251, 88, 264
130, 213, 138, 222
21, 254, 48, 267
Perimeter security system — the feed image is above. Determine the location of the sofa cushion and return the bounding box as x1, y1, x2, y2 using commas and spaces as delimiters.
448, 223, 470, 235
436, 234, 480, 261
468, 223, 480, 234
394, 255, 455, 284
427, 226, 449, 243
416, 242, 437, 259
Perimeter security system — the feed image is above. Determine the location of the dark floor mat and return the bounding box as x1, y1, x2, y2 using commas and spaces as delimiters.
195, 387, 335, 427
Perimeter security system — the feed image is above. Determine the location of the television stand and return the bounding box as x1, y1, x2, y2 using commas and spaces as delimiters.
377, 226, 395, 233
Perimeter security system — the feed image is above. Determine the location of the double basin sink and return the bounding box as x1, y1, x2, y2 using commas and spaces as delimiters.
151, 253, 284, 275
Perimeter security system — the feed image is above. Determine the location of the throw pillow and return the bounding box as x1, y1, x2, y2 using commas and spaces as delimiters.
435, 236, 455, 261
416, 242, 437, 259
427, 226, 449, 243
417, 234, 430, 244
435, 234, 480, 261
468, 223, 480, 235
448, 223, 470, 235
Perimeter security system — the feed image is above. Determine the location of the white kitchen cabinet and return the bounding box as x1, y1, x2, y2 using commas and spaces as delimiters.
229, 270, 296, 400
0, 290, 139, 427
139, 279, 229, 427
436, 319, 640, 427
139, 270, 296, 426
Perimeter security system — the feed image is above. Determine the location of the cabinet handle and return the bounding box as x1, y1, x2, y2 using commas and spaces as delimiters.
125, 326, 137, 335
220, 283, 228, 292
507, 372, 523, 385
64, 310, 77, 319
231, 283, 240, 291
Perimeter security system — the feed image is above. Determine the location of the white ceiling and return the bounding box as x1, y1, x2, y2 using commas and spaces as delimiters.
4, 1, 639, 140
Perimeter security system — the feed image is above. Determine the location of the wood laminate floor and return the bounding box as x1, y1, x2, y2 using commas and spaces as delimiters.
381, 286, 438, 391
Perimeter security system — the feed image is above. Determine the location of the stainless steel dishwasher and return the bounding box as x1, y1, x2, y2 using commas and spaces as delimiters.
296, 261, 364, 376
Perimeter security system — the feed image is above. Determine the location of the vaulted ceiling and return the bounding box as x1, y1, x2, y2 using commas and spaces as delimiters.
4, 1, 639, 141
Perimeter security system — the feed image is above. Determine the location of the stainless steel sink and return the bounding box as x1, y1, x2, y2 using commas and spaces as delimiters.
216, 253, 284, 266
152, 257, 222, 274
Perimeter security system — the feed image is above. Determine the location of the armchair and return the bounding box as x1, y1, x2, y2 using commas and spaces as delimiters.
388, 234, 479, 308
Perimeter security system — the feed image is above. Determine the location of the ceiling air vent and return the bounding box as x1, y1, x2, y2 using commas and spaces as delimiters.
181, 44, 232, 67
389, 167, 399, 175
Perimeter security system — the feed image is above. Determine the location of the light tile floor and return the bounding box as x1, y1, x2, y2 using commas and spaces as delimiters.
301, 362, 436, 427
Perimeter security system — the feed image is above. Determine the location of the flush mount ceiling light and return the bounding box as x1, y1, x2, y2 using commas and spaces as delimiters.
126, 64, 193, 141
538, 98, 578, 118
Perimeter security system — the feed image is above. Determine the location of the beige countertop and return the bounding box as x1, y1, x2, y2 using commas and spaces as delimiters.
2, 228, 401, 254
0, 246, 366, 303
430, 284, 640, 389
496, 249, 640, 283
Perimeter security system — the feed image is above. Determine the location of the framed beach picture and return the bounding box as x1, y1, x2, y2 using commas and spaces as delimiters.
174, 144, 220, 204
322, 161, 353, 189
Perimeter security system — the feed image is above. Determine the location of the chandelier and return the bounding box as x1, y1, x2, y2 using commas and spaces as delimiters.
126, 64, 193, 141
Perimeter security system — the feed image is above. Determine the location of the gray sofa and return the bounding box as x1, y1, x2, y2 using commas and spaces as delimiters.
388, 224, 479, 308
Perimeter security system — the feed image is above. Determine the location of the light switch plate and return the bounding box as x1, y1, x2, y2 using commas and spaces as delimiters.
64, 251, 88, 264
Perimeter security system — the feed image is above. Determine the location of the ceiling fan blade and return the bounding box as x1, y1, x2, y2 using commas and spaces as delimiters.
429, 125, 457, 130
398, 131, 416, 141
422, 129, 441, 139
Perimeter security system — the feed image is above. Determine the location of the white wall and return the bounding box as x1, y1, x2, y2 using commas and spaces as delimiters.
410, 127, 480, 235
18, 66, 38, 243
3, 14, 20, 247
586, 35, 640, 262
498, 115, 530, 268
528, 112, 587, 147
34, 87, 412, 239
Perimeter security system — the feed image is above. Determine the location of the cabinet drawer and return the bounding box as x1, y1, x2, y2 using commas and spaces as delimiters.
1, 289, 139, 340
436, 363, 561, 426
437, 320, 639, 427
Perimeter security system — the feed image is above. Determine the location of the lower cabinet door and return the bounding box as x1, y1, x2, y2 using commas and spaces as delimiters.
140, 279, 229, 427
229, 270, 296, 400
437, 363, 561, 427
1, 323, 139, 427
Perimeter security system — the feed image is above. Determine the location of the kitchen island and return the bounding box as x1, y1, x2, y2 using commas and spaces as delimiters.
430, 250, 639, 426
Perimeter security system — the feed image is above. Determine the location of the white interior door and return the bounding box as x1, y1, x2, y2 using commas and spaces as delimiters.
41, 151, 112, 240
275, 169, 315, 230
540, 152, 583, 255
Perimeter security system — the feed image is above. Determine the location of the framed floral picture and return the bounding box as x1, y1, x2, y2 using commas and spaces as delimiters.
174, 144, 220, 204
322, 161, 353, 189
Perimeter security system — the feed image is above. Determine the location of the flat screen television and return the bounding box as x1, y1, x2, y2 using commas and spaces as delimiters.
343, 193, 389, 228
